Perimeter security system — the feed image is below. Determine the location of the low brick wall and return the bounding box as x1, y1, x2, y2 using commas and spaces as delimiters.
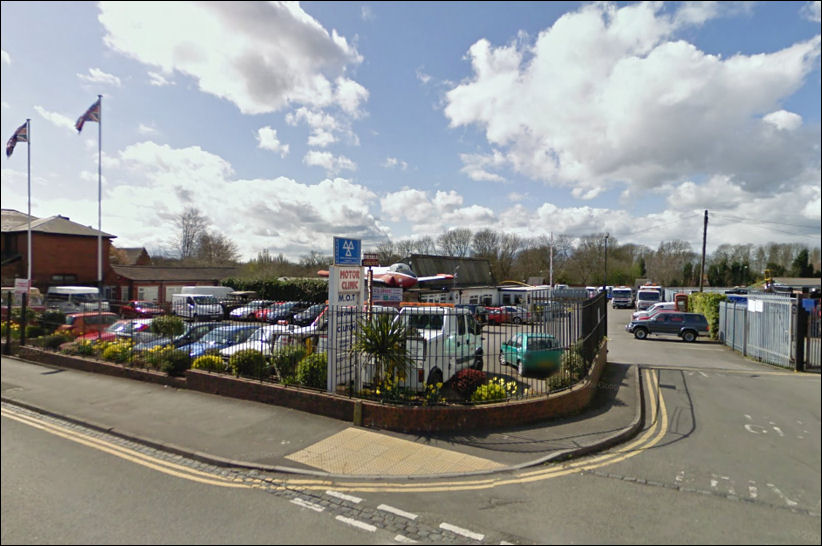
12, 342, 607, 434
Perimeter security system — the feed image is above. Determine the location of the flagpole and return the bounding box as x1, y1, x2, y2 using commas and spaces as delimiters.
26, 119, 31, 297
97, 95, 102, 316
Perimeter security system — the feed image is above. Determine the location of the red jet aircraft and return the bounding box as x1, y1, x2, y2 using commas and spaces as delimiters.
317, 262, 454, 289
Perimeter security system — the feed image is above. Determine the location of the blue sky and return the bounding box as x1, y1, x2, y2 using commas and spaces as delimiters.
2, 1, 820, 262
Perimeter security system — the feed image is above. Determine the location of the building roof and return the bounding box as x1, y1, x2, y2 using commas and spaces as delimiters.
772, 277, 822, 289
111, 265, 241, 282
119, 247, 150, 265
1, 209, 115, 238
406, 254, 494, 288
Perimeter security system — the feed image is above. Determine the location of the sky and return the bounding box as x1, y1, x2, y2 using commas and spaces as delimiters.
2, 1, 820, 263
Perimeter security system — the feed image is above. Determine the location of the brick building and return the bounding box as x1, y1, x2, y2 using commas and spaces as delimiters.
1, 209, 116, 295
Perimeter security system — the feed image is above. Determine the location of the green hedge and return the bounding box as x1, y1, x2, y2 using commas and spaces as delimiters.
688, 292, 726, 339
221, 278, 327, 303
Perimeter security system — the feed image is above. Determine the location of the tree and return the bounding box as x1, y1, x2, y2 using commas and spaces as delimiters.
176, 207, 209, 260
196, 231, 239, 265
437, 228, 473, 257
790, 249, 814, 277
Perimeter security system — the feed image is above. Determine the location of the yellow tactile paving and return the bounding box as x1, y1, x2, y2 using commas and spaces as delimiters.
285, 427, 505, 476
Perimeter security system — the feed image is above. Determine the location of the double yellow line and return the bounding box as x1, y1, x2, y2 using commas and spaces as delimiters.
1, 370, 668, 494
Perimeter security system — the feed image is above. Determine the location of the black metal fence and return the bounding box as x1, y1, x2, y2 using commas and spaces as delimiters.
3, 291, 608, 405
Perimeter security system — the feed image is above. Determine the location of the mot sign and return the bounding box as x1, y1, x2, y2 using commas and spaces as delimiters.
334, 236, 361, 266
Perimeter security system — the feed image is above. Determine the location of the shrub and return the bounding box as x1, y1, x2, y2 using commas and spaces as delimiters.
160, 349, 191, 376
295, 352, 327, 389
192, 354, 226, 373
38, 310, 66, 334
270, 345, 307, 381
32, 332, 73, 350
25, 325, 47, 338
143, 345, 175, 370
228, 349, 268, 378
470, 377, 517, 403
151, 315, 185, 337
450, 368, 487, 399
101, 341, 132, 364
73, 339, 96, 356
688, 292, 726, 339
562, 342, 588, 382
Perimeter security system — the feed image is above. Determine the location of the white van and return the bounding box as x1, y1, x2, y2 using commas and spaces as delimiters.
180, 286, 235, 300
46, 286, 109, 314
357, 304, 484, 392
171, 293, 224, 321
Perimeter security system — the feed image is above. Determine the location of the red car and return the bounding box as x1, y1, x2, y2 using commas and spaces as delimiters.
121, 300, 165, 318
77, 319, 154, 343
486, 305, 531, 325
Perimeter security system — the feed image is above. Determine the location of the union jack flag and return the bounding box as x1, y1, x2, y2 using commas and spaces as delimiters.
5, 121, 28, 158
75, 98, 101, 133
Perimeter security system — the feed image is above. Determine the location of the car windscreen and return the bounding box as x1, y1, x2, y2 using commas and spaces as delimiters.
192, 296, 219, 304
637, 292, 660, 301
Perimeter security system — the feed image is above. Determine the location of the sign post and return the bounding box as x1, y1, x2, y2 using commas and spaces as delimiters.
328, 237, 362, 394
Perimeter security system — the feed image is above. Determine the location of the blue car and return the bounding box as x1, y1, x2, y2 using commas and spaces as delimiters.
178, 324, 260, 358
133, 321, 222, 352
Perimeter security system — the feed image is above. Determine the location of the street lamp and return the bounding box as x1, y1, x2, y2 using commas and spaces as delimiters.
453, 265, 460, 303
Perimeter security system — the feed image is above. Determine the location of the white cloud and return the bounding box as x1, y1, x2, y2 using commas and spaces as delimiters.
416, 68, 432, 85
1, 49, 10, 64
256, 126, 290, 157
33, 105, 75, 131
303, 150, 356, 174
801, 1, 821, 22
361, 5, 375, 21
763, 109, 803, 131
77, 67, 122, 87
147, 71, 174, 86
137, 123, 158, 136
444, 2, 822, 199
99, 1, 365, 115
383, 157, 408, 170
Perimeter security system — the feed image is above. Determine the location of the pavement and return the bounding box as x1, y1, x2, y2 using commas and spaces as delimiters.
1, 354, 641, 480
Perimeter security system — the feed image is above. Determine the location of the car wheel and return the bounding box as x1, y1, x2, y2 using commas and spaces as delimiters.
427, 368, 444, 387
682, 330, 696, 342
472, 355, 484, 371
634, 328, 648, 340
513, 317, 522, 324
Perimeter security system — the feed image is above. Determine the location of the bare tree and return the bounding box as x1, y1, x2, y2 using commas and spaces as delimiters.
176, 207, 209, 260
437, 228, 473, 257
394, 239, 417, 259
412, 236, 436, 255
374, 240, 400, 265
196, 231, 239, 265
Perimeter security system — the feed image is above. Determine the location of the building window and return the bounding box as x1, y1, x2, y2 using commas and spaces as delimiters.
51, 274, 77, 283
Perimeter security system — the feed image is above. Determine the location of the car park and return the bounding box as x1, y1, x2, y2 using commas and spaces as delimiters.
455, 303, 488, 323
625, 312, 709, 342
171, 293, 224, 321
499, 332, 562, 378
120, 300, 165, 319
540, 301, 569, 320
255, 301, 308, 324
178, 324, 260, 358
220, 324, 292, 358
56, 312, 119, 338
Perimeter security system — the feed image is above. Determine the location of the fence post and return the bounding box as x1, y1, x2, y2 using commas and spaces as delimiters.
794, 302, 807, 372
20, 292, 27, 347
3, 291, 11, 354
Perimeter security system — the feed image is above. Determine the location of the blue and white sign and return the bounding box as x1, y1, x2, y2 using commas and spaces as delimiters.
333, 236, 361, 266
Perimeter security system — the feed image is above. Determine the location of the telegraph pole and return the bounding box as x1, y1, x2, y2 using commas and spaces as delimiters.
699, 210, 708, 292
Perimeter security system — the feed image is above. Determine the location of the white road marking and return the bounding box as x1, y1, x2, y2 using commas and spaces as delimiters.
748, 481, 758, 499
378, 504, 418, 520
326, 490, 362, 503
336, 515, 377, 532
440, 522, 484, 541
767, 483, 798, 507
744, 414, 752, 421
394, 535, 418, 543
291, 498, 325, 512
772, 426, 784, 437
675, 470, 685, 483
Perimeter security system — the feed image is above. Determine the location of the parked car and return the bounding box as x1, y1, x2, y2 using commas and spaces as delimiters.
120, 300, 165, 319
55, 312, 119, 338
255, 301, 308, 324
625, 312, 710, 342
486, 305, 532, 325
291, 303, 327, 327
454, 303, 488, 323
133, 321, 222, 351
499, 332, 563, 378
178, 324, 260, 358
77, 318, 155, 343
540, 301, 570, 320
219, 324, 292, 359
228, 299, 275, 321
631, 301, 676, 321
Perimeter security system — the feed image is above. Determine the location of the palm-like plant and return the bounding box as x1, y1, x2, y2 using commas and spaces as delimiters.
350, 312, 413, 386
